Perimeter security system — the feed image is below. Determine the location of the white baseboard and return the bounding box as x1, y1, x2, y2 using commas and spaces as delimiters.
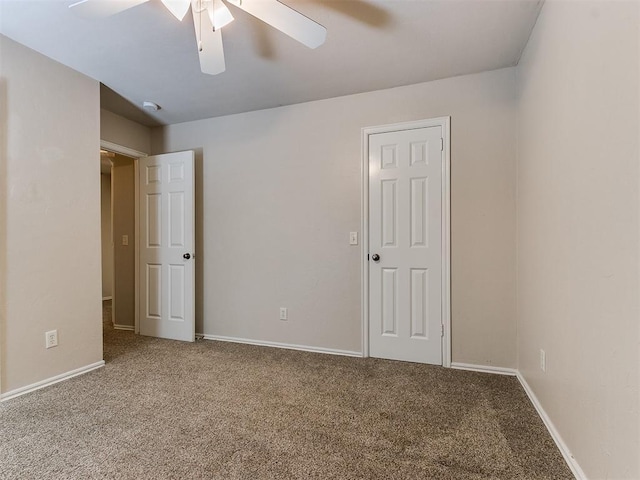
451, 363, 583, 478
516, 372, 586, 480
113, 324, 134, 331
102, 296, 112, 301
199, 334, 363, 358
0, 347, 583, 479
451, 362, 517, 376
0, 361, 105, 402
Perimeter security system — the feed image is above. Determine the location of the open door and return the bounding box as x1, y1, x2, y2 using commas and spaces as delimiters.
138, 151, 195, 342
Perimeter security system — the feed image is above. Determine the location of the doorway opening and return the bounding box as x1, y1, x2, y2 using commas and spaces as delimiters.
100, 149, 114, 307
99, 141, 148, 335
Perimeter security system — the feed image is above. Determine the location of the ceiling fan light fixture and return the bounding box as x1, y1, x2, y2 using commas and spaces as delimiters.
69, 0, 326, 76
207, 0, 234, 30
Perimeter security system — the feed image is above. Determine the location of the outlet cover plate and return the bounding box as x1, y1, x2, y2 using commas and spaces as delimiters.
46, 330, 58, 349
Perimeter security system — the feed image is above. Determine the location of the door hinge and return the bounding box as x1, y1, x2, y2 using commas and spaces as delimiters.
441, 324, 444, 337
440, 138, 444, 151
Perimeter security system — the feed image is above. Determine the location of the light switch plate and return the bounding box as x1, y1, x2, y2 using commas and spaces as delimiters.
349, 232, 358, 245
122, 235, 129, 246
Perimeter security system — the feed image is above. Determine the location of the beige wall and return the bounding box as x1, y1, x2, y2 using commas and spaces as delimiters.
100, 109, 151, 155
152, 68, 517, 366
100, 173, 113, 299
99, 109, 149, 327
111, 155, 136, 328
516, 1, 640, 477
0, 35, 103, 394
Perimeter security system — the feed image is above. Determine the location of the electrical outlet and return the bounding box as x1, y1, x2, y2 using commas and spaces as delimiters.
540, 349, 546, 373
279, 307, 288, 321
122, 235, 129, 246
45, 330, 58, 349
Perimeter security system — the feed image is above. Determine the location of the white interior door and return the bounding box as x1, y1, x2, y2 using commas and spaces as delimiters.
369, 126, 443, 364
139, 151, 195, 342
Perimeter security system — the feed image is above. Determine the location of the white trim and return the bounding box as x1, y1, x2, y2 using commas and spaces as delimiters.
451, 362, 517, 376
0, 361, 105, 402
134, 158, 140, 335
200, 334, 363, 358
102, 296, 112, 301
450, 364, 583, 478
113, 324, 135, 331
110, 165, 116, 329
516, 372, 586, 480
441, 119, 451, 367
361, 117, 452, 366
361, 126, 370, 358
100, 140, 148, 159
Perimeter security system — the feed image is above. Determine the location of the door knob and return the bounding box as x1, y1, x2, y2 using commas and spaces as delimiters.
371, 254, 380, 262
183, 253, 191, 260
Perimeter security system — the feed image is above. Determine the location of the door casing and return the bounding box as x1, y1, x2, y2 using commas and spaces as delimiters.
361, 117, 451, 367
100, 140, 148, 334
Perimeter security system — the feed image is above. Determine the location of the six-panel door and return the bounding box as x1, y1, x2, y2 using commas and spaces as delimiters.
139, 151, 195, 342
369, 127, 443, 364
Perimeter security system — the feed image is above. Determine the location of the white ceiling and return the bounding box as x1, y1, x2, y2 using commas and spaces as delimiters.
0, 0, 542, 127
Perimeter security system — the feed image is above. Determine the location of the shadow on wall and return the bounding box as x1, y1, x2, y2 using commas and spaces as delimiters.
0, 77, 7, 392
250, 18, 276, 60
310, 0, 391, 28
250, 0, 392, 60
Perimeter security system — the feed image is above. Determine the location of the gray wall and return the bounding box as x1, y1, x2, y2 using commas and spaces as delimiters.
101, 173, 113, 299
152, 67, 518, 367
111, 155, 136, 328
516, 0, 640, 477
0, 35, 103, 394
101, 109, 151, 155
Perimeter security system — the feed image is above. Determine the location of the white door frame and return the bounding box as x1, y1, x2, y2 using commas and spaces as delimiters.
100, 140, 148, 335
361, 117, 451, 367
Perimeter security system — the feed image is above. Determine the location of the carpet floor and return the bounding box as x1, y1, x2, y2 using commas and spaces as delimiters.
0, 301, 573, 479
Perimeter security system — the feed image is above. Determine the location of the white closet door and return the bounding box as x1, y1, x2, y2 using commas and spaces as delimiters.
369, 127, 443, 364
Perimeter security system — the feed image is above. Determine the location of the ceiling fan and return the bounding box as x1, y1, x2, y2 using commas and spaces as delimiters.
68, 0, 327, 75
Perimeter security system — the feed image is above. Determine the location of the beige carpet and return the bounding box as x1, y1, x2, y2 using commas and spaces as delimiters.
0, 301, 573, 479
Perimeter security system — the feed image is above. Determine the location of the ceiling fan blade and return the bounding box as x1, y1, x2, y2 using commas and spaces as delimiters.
68, 0, 149, 18
206, 0, 234, 30
228, 0, 326, 49
161, 0, 191, 21
190, 2, 226, 75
